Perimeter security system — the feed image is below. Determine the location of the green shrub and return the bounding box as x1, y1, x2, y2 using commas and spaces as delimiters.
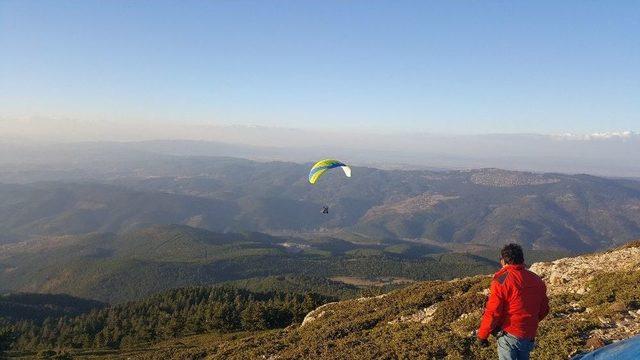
581, 271, 640, 309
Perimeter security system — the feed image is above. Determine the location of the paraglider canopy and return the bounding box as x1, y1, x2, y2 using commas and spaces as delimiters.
308, 159, 351, 185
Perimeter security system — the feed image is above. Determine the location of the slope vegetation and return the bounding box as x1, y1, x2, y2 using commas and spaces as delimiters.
126, 242, 640, 360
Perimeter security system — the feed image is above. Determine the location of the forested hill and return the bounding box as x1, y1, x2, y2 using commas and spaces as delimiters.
1, 225, 516, 303
0, 293, 105, 323
0, 286, 329, 355
2, 157, 640, 252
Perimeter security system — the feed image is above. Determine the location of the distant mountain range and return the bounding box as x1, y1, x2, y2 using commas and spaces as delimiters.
3, 121, 640, 176
1, 155, 640, 252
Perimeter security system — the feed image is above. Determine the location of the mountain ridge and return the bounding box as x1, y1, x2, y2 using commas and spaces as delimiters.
2, 160, 640, 252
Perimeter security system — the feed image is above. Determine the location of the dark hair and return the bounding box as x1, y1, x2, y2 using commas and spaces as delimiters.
500, 243, 524, 265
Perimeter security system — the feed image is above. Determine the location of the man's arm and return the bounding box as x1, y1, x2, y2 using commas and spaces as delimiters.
538, 282, 550, 321
477, 279, 506, 340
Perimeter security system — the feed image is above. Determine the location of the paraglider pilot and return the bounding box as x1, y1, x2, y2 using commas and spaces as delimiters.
308, 159, 350, 216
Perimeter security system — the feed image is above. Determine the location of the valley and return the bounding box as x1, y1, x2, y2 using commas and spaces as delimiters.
0, 152, 639, 359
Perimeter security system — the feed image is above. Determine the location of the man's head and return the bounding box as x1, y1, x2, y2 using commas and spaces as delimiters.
500, 243, 524, 266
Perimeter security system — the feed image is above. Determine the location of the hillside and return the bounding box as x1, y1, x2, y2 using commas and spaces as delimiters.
0, 183, 237, 244
1, 243, 637, 359
0, 286, 329, 357
120, 242, 640, 360
2, 156, 640, 252
0, 293, 105, 323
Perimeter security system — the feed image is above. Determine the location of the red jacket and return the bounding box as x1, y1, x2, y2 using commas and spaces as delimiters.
478, 264, 549, 340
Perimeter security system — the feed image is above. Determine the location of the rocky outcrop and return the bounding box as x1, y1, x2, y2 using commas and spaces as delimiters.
300, 302, 337, 328
528, 243, 640, 352
301, 294, 388, 327
388, 303, 438, 324
529, 245, 640, 295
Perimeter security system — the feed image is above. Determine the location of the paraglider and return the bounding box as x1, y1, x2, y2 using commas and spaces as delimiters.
308, 159, 351, 185
308, 159, 351, 214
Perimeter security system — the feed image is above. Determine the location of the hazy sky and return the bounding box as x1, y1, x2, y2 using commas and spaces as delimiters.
1, 1, 639, 135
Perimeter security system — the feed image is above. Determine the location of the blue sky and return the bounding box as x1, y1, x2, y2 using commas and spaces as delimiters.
1, 1, 638, 134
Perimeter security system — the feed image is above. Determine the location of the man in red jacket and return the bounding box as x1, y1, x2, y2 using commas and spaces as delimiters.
477, 243, 549, 360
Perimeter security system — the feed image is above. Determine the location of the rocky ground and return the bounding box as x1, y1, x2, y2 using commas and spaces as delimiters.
530, 243, 640, 348
530, 244, 640, 295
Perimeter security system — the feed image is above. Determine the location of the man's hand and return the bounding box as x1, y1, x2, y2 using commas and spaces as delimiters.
477, 338, 489, 347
